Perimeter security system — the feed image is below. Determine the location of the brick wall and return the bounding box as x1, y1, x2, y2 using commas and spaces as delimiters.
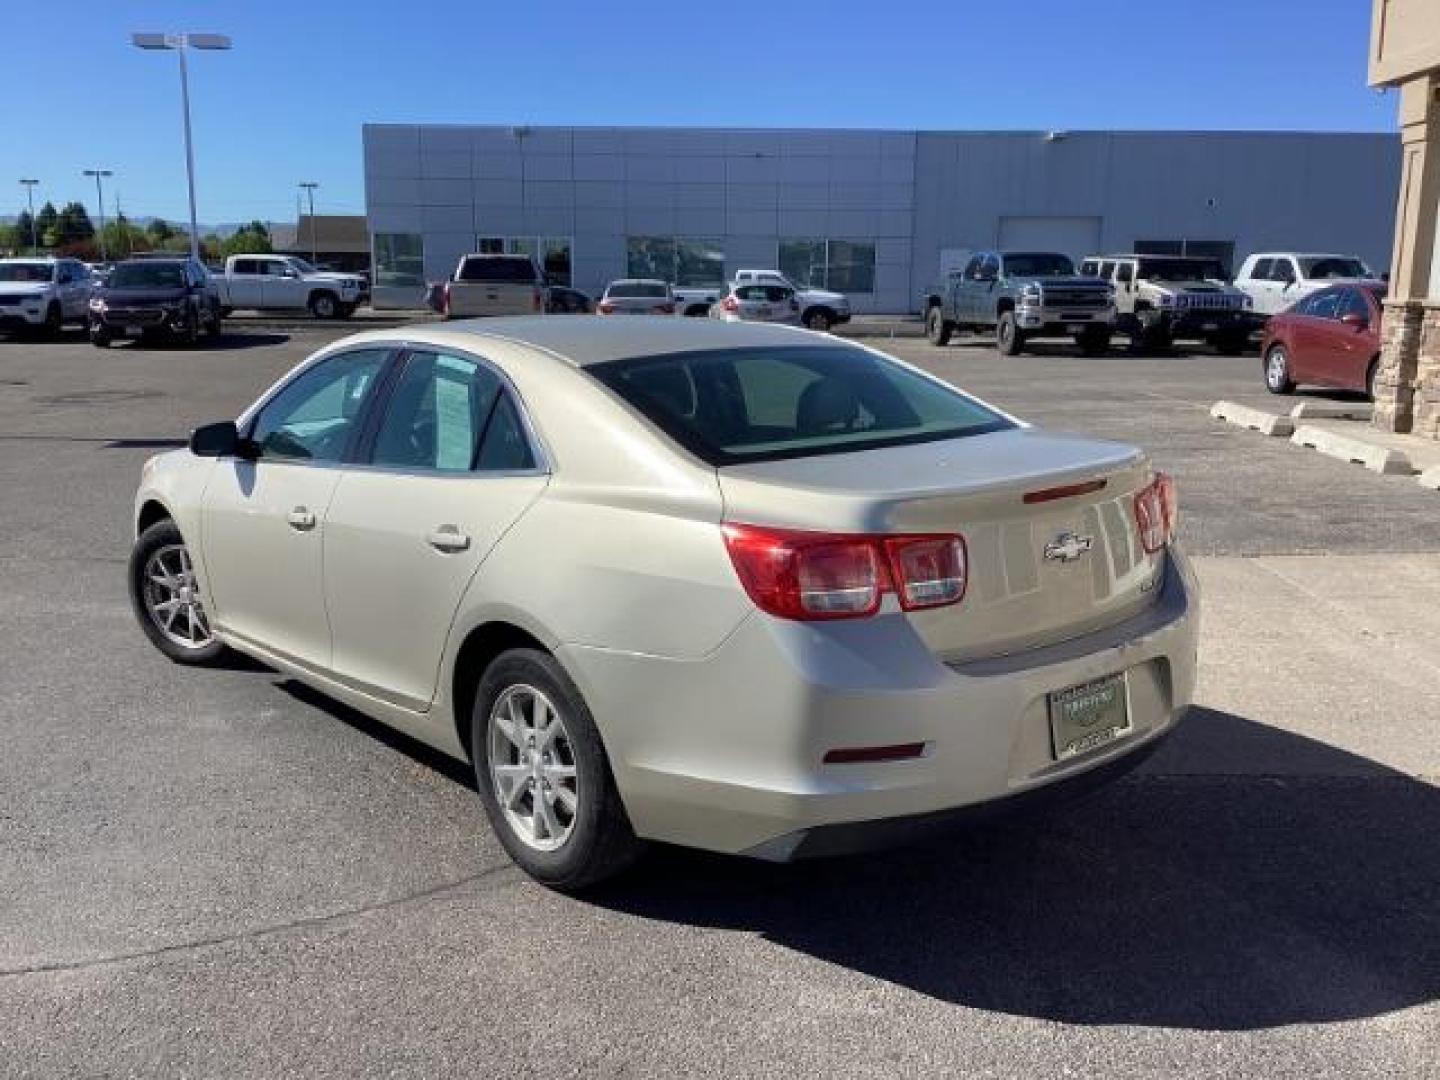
1416, 305, 1440, 439
1374, 300, 1422, 433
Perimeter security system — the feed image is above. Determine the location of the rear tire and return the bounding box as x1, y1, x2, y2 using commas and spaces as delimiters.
997, 310, 1025, 356
471, 649, 644, 891
926, 305, 953, 346
308, 291, 338, 319
1264, 343, 1296, 395
1366, 357, 1380, 402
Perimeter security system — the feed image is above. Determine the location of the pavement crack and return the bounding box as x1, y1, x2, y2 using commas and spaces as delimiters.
0, 862, 519, 980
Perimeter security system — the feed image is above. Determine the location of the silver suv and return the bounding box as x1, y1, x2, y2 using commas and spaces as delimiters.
1081, 254, 1256, 354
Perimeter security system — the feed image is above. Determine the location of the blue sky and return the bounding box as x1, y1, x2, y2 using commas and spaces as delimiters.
5, 0, 1394, 226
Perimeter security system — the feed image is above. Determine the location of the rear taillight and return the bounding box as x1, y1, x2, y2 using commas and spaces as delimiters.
598, 300, 614, 314
721, 296, 739, 312
721, 525, 967, 621
1134, 472, 1178, 554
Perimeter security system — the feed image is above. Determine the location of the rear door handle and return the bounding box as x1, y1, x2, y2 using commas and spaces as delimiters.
427, 526, 471, 553
286, 507, 317, 531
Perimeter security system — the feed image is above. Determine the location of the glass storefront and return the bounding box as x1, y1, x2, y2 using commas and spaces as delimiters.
779, 238, 875, 293
626, 236, 725, 285
372, 233, 424, 289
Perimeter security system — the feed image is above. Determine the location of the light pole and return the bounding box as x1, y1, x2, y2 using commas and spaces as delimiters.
19, 179, 38, 253
299, 181, 319, 263
131, 32, 231, 263
83, 169, 113, 263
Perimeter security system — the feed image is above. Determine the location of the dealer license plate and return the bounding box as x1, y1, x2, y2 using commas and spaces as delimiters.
1065, 323, 1086, 333
124, 325, 143, 337
1048, 673, 1131, 761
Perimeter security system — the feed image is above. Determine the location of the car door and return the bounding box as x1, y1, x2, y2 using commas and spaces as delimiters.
322, 347, 549, 710
227, 258, 264, 307
1327, 288, 1377, 390
259, 258, 304, 308
1288, 289, 1340, 384
200, 348, 392, 669
954, 255, 983, 322
1272, 257, 1302, 314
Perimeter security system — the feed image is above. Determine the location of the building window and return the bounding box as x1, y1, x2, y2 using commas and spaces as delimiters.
373, 233, 423, 288
626, 236, 725, 286
779, 238, 876, 293
475, 236, 573, 285
1136, 239, 1236, 279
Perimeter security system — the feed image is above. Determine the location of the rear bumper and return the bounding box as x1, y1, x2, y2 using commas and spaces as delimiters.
562, 547, 1199, 859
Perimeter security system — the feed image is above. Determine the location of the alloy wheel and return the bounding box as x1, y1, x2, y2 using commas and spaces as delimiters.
487, 684, 580, 852
142, 543, 214, 650
1266, 348, 1288, 391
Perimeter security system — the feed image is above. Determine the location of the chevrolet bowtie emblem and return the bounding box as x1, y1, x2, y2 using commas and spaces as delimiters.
1044, 532, 1094, 563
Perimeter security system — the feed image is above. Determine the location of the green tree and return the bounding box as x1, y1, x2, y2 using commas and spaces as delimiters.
221, 222, 274, 257
35, 201, 58, 248
55, 202, 95, 245
146, 217, 175, 244
14, 210, 35, 251
102, 214, 150, 258
200, 234, 224, 262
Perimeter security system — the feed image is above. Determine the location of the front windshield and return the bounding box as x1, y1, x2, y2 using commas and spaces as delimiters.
286, 258, 316, 274
0, 263, 53, 283
1301, 257, 1369, 280
1003, 253, 1074, 278
1139, 258, 1225, 282
590, 345, 1014, 466
109, 263, 186, 289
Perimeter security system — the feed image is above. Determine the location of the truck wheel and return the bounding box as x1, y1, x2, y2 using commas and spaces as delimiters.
205, 308, 223, 337
804, 308, 833, 332
90, 326, 113, 348
997, 311, 1025, 356
308, 291, 339, 319
175, 309, 199, 347
926, 306, 953, 346
1075, 326, 1111, 356
43, 303, 63, 339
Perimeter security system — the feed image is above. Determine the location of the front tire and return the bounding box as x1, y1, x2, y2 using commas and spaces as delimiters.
43, 302, 63, 339
926, 305, 953, 346
996, 310, 1025, 356
90, 325, 113, 348
1264, 343, 1296, 395
128, 520, 227, 665
804, 308, 833, 332
308, 291, 339, 319
471, 649, 644, 891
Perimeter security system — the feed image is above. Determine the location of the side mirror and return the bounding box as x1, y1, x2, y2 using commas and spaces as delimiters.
1340, 312, 1369, 329
190, 420, 255, 459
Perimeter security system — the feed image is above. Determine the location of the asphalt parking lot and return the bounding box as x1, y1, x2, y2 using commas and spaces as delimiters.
2, 326, 1437, 1078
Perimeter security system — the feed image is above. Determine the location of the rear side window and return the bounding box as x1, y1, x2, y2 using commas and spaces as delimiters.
458, 256, 537, 284
1250, 259, 1273, 281
590, 345, 1013, 466
1306, 290, 1342, 320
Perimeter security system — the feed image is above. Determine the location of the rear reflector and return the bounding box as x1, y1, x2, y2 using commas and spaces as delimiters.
1023, 478, 1107, 504
823, 743, 926, 765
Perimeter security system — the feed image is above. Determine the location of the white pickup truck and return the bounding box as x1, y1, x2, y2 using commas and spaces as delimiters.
212, 254, 367, 319
1233, 252, 1383, 317
731, 269, 851, 331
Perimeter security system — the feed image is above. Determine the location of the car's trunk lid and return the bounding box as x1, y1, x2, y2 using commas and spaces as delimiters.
717, 427, 1164, 662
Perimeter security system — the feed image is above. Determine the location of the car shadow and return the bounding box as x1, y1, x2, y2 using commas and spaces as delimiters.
572, 706, 1440, 1031
112, 332, 291, 351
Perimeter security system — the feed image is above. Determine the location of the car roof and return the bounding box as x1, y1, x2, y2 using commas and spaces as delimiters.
355, 316, 819, 368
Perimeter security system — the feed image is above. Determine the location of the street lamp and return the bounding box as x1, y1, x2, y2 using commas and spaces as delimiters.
131, 31, 232, 263
19, 179, 38, 253
298, 181, 319, 263
83, 169, 113, 262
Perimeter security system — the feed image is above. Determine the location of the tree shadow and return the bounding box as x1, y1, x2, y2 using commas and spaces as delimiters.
577, 707, 1440, 1031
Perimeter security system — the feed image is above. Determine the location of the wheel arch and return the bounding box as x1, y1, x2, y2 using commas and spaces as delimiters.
136, 498, 174, 537
448, 617, 561, 761
995, 297, 1015, 316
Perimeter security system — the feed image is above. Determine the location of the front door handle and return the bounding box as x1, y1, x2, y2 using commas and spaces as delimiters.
427, 526, 471, 553
286, 506, 317, 531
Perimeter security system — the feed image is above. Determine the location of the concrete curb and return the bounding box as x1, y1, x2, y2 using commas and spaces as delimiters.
1290, 425, 1415, 475
1418, 466, 1440, 491
1289, 400, 1375, 421
1209, 401, 1295, 436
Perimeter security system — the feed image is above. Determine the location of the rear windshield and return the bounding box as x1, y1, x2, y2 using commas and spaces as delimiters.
109, 263, 185, 288
0, 263, 52, 283
1138, 257, 1225, 282
457, 256, 537, 284
735, 285, 792, 302
607, 281, 669, 298
589, 345, 1013, 466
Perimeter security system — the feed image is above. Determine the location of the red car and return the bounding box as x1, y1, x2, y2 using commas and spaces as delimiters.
1261, 283, 1385, 398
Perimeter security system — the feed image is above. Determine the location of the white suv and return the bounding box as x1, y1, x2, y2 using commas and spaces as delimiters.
1234, 253, 1382, 317
0, 257, 93, 337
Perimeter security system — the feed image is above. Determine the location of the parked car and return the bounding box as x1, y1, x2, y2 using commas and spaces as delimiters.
598, 279, 675, 316
547, 286, 592, 314
1260, 283, 1385, 398
1234, 253, 1382, 317
711, 282, 802, 325
0, 257, 92, 337
440, 254, 546, 320
923, 251, 1115, 355
212, 254, 366, 320
1080, 254, 1255, 354
732, 269, 851, 331
128, 318, 1197, 889
672, 284, 725, 318
90, 257, 223, 347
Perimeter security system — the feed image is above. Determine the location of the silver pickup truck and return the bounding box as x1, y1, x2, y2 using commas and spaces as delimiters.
441, 254, 546, 319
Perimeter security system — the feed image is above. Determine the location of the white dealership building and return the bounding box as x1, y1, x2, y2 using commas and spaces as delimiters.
363, 124, 1399, 312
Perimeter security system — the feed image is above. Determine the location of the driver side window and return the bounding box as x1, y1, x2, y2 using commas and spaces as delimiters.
249, 350, 389, 462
